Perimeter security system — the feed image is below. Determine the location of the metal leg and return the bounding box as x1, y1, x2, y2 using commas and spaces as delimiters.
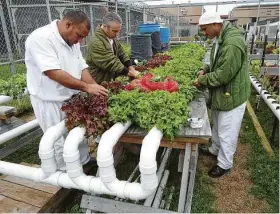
177, 143, 191, 212
185, 144, 199, 213
144, 148, 172, 207
256, 95, 261, 110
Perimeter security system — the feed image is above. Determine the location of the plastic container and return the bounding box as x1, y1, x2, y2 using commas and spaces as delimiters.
160, 27, 170, 43
139, 23, 160, 33
131, 34, 153, 61
151, 31, 161, 55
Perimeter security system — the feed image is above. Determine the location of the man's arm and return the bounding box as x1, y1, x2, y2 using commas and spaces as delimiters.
45, 69, 108, 96
197, 45, 243, 88
81, 68, 97, 84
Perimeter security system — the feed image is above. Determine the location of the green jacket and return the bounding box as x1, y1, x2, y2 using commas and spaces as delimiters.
86, 26, 130, 83
198, 22, 250, 111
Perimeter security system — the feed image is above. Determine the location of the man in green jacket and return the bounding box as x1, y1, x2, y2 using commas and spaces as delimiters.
86, 12, 139, 83
194, 12, 250, 178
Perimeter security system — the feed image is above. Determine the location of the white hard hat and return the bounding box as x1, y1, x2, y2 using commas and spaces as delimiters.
199, 11, 223, 25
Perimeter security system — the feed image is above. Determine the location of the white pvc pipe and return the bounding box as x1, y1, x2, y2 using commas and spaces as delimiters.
0, 123, 164, 200
62, 127, 115, 195
97, 122, 132, 184
0, 160, 107, 193
63, 121, 163, 200
0, 119, 39, 145
63, 126, 86, 179
0, 160, 119, 196
250, 74, 280, 120
139, 127, 163, 190
39, 120, 68, 175
0, 160, 75, 187
97, 123, 163, 200
97, 122, 132, 160
0, 95, 12, 105
62, 123, 132, 196
0, 90, 29, 105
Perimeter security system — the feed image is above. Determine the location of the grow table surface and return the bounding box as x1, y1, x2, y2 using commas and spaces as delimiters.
119, 98, 212, 150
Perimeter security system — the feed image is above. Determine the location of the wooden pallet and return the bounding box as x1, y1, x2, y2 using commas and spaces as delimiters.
0, 162, 94, 213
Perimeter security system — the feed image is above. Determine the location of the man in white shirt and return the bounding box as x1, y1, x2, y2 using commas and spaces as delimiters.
25, 10, 108, 170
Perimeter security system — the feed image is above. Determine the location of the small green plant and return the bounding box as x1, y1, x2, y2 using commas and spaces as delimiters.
0, 63, 26, 80
0, 73, 27, 98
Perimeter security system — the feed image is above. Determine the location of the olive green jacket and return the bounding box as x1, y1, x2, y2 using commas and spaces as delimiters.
86, 26, 130, 83
198, 22, 250, 111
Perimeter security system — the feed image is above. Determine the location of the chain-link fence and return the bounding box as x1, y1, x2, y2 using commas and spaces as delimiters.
0, 0, 201, 75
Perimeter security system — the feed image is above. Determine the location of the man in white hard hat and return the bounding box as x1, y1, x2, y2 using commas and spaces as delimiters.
194, 11, 250, 178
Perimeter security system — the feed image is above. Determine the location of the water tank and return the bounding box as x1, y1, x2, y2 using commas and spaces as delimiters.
160, 27, 170, 43
131, 34, 152, 61
139, 23, 160, 34
151, 31, 161, 55
138, 23, 161, 55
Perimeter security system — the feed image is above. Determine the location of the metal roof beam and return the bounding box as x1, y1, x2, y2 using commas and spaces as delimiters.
125, 0, 280, 8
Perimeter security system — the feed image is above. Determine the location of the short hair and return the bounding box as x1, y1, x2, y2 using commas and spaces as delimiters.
63, 10, 90, 30
102, 12, 122, 26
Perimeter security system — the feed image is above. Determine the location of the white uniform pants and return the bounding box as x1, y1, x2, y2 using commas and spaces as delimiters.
30, 95, 90, 170
209, 102, 246, 170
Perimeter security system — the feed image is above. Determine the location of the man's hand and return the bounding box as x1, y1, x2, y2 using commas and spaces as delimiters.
85, 84, 108, 96
128, 69, 140, 78
197, 70, 205, 77
194, 79, 200, 88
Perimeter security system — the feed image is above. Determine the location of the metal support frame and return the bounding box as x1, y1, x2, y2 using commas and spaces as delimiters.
245, 23, 249, 41
125, 7, 129, 43
185, 144, 199, 213
274, 27, 279, 48
177, 143, 191, 212
145, 0, 279, 8
5, 0, 20, 57
144, 148, 172, 207
176, 5, 179, 37
250, 34, 255, 54
10, 7, 20, 54
46, 0, 52, 23
143, 5, 146, 23
54, 6, 66, 20
0, 2, 15, 74
261, 21, 270, 66
256, 0, 261, 24
152, 170, 170, 208
89, 5, 94, 36
128, 8, 131, 37
256, 21, 271, 110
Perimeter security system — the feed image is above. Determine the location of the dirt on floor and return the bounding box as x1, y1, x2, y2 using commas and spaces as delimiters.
19, 112, 36, 122
198, 143, 269, 213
